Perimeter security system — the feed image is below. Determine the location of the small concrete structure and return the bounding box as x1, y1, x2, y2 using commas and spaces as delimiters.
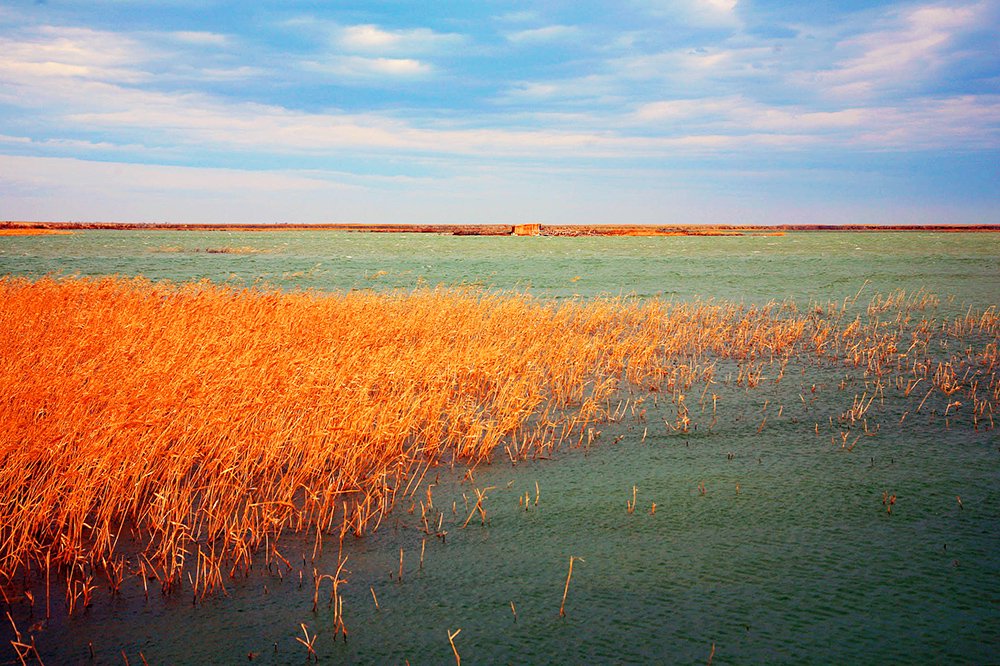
512, 223, 542, 236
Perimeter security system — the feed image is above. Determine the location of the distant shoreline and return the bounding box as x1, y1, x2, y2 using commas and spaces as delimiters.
2, 221, 998, 236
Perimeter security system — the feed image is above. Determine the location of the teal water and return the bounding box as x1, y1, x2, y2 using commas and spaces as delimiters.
1, 230, 998, 664
2, 230, 998, 307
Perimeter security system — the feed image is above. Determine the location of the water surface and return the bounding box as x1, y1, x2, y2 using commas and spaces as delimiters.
1, 230, 997, 664
2, 230, 997, 308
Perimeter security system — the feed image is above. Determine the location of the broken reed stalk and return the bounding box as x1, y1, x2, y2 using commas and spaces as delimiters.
559, 556, 583, 618
295, 624, 318, 662
626, 485, 637, 514
6, 611, 35, 666
448, 628, 461, 666
461, 487, 493, 529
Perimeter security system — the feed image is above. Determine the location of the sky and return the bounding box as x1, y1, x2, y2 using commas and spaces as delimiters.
0, 0, 998, 225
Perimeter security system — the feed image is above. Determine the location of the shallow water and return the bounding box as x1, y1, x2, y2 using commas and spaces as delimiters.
1, 230, 998, 664
2, 230, 998, 308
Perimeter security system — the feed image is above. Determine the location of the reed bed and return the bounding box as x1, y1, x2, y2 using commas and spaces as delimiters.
0, 276, 996, 611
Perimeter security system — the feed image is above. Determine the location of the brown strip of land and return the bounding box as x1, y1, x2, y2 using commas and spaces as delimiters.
0, 228, 75, 236
2, 221, 997, 236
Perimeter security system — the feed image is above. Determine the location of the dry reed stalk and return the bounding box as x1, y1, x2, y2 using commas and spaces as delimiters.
460, 487, 493, 529
447, 628, 461, 666
626, 486, 637, 514
7, 611, 31, 666
559, 556, 582, 618
296, 624, 318, 662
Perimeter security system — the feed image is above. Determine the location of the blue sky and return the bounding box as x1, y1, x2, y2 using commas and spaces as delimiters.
0, 1, 998, 225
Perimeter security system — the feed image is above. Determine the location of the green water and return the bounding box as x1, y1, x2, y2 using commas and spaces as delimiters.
1, 230, 998, 664
2, 229, 998, 307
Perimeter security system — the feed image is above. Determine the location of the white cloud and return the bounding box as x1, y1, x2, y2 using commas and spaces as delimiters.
629, 93, 1000, 150
0, 133, 152, 153
0, 154, 334, 195
0, 24, 265, 90
0, 32, 634, 159
701, 0, 737, 11
1, 0, 998, 204
4, 20, 996, 171
811, 2, 991, 98
608, 43, 779, 91
640, 0, 741, 28
849, 95, 1000, 149
494, 11, 541, 24
276, 21, 465, 81
340, 24, 399, 50
333, 23, 465, 55
0, 154, 376, 223
303, 55, 432, 79
505, 25, 580, 44
634, 96, 743, 122
178, 65, 266, 81
364, 57, 429, 76
632, 96, 868, 133
498, 75, 618, 104
170, 31, 229, 47
0, 26, 153, 84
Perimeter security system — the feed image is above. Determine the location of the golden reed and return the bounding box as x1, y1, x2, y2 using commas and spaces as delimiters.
0, 277, 995, 608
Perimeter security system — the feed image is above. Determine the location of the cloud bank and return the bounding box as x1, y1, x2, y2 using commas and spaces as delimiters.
0, 1, 997, 224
